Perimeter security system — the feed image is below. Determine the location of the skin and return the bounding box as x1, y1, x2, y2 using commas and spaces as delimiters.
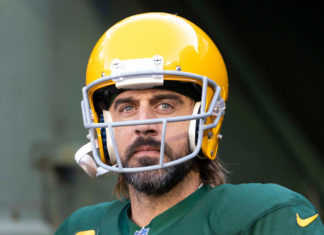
109, 89, 202, 227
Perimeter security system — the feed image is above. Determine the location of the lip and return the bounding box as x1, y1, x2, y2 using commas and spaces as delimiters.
133, 146, 160, 157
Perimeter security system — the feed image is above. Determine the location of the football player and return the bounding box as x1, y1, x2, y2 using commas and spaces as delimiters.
56, 12, 324, 234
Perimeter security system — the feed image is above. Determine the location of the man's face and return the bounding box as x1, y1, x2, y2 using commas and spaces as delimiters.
109, 89, 196, 194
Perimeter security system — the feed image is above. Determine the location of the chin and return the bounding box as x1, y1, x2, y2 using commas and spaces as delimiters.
127, 156, 159, 168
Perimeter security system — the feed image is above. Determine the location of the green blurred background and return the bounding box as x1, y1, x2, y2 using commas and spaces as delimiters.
0, 0, 323, 234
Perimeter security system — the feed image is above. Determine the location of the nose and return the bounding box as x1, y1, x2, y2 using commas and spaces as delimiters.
134, 105, 159, 137
135, 125, 158, 137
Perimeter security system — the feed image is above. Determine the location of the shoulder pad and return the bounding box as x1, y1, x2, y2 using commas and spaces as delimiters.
207, 183, 313, 233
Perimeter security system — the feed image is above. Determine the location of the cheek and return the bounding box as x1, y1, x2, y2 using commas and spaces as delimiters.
165, 121, 191, 142
113, 127, 133, 151
168, 120, 190, 133
165, 122, 191, 157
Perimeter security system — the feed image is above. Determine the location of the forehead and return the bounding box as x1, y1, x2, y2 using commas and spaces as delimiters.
113, 89, 193, 101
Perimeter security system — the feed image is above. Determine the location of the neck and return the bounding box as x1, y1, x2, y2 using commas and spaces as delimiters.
128, 169, 202, 227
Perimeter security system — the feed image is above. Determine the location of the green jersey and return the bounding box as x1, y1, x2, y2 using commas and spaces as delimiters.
56, 183, 324, 234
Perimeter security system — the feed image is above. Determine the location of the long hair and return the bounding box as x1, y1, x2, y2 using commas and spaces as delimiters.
113, 156, 227, 199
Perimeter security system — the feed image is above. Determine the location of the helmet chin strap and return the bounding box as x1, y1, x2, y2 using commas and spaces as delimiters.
74, 141, 111, 178
74, 110, 118, 178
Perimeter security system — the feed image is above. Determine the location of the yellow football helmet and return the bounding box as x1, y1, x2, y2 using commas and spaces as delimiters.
75, 12, 228, 176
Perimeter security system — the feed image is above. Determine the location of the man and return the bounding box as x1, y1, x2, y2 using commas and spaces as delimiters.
56, 13, 324, 234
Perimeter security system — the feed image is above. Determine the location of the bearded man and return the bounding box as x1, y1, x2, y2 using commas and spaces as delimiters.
56, 13, 324, 235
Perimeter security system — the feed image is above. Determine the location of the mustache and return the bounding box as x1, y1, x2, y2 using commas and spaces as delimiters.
124, 137, 174, 162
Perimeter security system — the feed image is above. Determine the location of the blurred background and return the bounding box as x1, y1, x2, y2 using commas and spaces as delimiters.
0, 0, 323, 233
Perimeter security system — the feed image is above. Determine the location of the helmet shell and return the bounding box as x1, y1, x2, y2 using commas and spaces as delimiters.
85, 12, 228, 162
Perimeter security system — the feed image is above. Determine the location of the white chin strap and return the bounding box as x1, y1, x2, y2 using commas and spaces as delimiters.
74, 141, 111, 178
74, 111, 117, 178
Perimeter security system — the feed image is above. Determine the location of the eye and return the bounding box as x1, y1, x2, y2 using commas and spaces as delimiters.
160, 103, 171, 109
156, 102, 174, 114
120, 105, 134, 112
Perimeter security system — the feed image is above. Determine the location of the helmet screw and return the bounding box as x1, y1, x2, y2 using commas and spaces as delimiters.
101, 72, 106, 77
112, 61, 120, 68
153, 55, 162, 65
207, 132, 213, 139
210, 150, 214, 156
217, 134, 223, 140
176, 65, 182, 71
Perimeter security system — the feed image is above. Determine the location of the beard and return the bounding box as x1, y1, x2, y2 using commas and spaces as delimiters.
122, 137, 193, 196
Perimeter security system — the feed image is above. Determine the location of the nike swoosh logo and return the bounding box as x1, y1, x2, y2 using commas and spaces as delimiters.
296, 213, 319, 227
75, 230, 95, 235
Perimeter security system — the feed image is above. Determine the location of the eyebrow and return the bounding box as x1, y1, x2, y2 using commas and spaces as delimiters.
149, 94, 184, 105
113, 97, 136, 110
113, 93, 184, 110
